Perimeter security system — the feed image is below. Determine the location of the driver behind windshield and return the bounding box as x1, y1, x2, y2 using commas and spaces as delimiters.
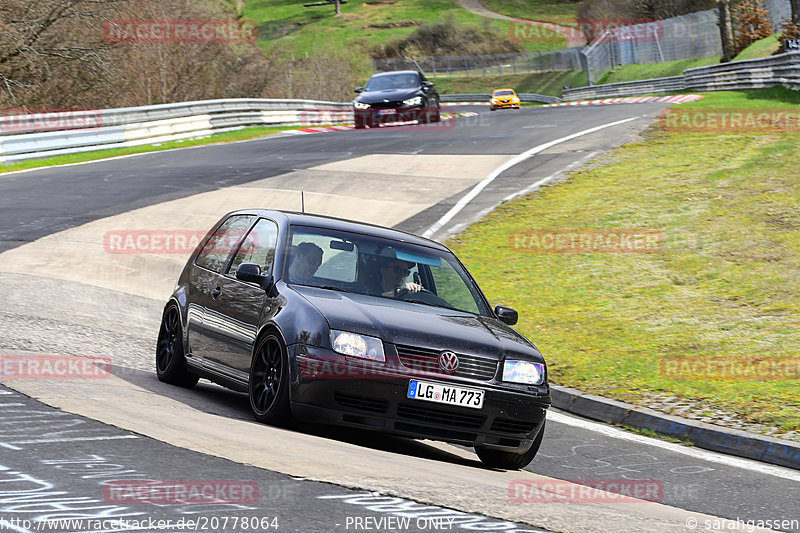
288, 242, 323, 284
379, 258, 422, 297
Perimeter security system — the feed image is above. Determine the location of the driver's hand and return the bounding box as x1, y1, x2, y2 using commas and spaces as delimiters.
403, 282, 423, 293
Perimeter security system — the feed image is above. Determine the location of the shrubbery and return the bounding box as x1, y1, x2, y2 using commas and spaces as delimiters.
371, 17, 524, 60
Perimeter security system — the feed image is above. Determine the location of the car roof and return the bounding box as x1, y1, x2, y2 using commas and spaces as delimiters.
231, 209, 448, 251
493, 88, 516, 92
371, 70, 419, 78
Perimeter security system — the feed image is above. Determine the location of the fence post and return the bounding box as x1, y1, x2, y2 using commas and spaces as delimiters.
580, 49, 592, 86
431, 56, 437, 78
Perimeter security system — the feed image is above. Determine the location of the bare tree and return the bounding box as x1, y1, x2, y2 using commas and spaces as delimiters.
0, 0, 272, 109
0, 0, 128, 108
718, 0, 735, 62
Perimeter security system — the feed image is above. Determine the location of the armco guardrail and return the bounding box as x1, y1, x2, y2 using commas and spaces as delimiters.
0, 98, 352, 163
442, 93, 562, 104
0, 95, 562, 163
563, 51, 800, 100
683, 52, 800, 91
562, 76, 686, 100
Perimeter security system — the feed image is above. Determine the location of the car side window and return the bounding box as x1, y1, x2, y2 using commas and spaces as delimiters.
228, 218, 279, 276
194, 215, 254, 273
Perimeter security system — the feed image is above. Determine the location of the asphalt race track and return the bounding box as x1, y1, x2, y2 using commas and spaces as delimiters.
1, 104, 798, 533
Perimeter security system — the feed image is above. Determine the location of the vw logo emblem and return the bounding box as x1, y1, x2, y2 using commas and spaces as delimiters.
438, 351, 459, 374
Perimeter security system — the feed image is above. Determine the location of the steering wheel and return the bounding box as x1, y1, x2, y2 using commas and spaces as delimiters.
394, 287, 456, 310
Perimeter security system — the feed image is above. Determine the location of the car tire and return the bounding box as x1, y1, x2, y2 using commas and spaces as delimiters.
354, 116, 366, 129
475, 419, 545, 470
156, 304, 199, 388
249, 332, 292, 426
428, 100, 440, 123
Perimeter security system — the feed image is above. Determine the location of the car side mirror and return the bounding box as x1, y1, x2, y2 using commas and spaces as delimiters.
422, 81, 433, 89
236, 263, 272, 290
494, 305, 518, 326
354, 87, 363, 93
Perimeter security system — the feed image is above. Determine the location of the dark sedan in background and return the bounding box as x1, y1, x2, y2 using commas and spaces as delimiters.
157, 210, 549, 469
353, 70, 441, 129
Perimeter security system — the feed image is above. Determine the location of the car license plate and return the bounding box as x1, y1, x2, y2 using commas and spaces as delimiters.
378, 109, 396, 115
407, 380, 484, 409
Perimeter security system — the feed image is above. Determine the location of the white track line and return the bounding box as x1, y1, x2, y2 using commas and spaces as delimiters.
421, 116, 640, 239
548, 411, 800, 482
10, 435, 138, 445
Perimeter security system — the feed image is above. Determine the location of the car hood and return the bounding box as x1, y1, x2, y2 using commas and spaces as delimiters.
356, 88, 421, 104
293, 286, 543, 362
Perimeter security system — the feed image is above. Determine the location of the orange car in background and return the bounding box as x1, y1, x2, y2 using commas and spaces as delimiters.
490, 88, 521, 110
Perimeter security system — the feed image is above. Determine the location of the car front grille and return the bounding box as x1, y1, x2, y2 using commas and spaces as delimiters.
369, 101, 402, 109
490, 417, 538, 435
334, 393, 388, 414
395, 344, 498, 381
397, 403, 486, 429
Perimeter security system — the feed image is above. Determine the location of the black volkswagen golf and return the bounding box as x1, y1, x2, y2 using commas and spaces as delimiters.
353, 70, 440, 129
157, 210, 549, 469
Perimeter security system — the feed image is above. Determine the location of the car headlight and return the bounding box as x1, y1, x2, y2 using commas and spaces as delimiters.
490, 99, 498, 103
353, 102, 370, 110
403, 96, 423, 106
502, 360, 546, 385
512, 97, 520, 102
331, 330, 385, 362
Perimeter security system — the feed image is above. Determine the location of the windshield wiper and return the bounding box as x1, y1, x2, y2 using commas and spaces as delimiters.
398, 298, 456, 311
315, 285, 352, 293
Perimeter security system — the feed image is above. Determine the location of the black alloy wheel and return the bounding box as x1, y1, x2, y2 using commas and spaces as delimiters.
156, 304, 199, 387
249, 333, 292, 425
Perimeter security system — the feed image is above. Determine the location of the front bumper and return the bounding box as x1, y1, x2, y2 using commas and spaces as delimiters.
491, 100, 520, 109
288, 345, 550, 453
354, 106, 427, 124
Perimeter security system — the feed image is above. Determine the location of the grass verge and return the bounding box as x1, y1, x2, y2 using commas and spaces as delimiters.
0, 126, 302, 174
479, 0, 579, 26
446, 87, 800, 435
734, 35, 782, 61
597, 57, 721, 84
245, 0, 566, 56
434, 71, 588, 96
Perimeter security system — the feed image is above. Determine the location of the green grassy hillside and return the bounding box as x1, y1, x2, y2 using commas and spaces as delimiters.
244, 0, 566, 58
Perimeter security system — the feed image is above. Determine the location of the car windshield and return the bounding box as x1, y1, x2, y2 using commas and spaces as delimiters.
494, 90, 515, 96
285, 225, 490, 316
364, 73, 420, 91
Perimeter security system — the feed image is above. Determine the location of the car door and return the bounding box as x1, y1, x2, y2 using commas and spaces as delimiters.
201, 218, 280, 379
185, 214, 255, 363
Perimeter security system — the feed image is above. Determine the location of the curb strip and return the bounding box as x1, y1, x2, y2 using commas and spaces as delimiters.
550, 384, 800, 470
